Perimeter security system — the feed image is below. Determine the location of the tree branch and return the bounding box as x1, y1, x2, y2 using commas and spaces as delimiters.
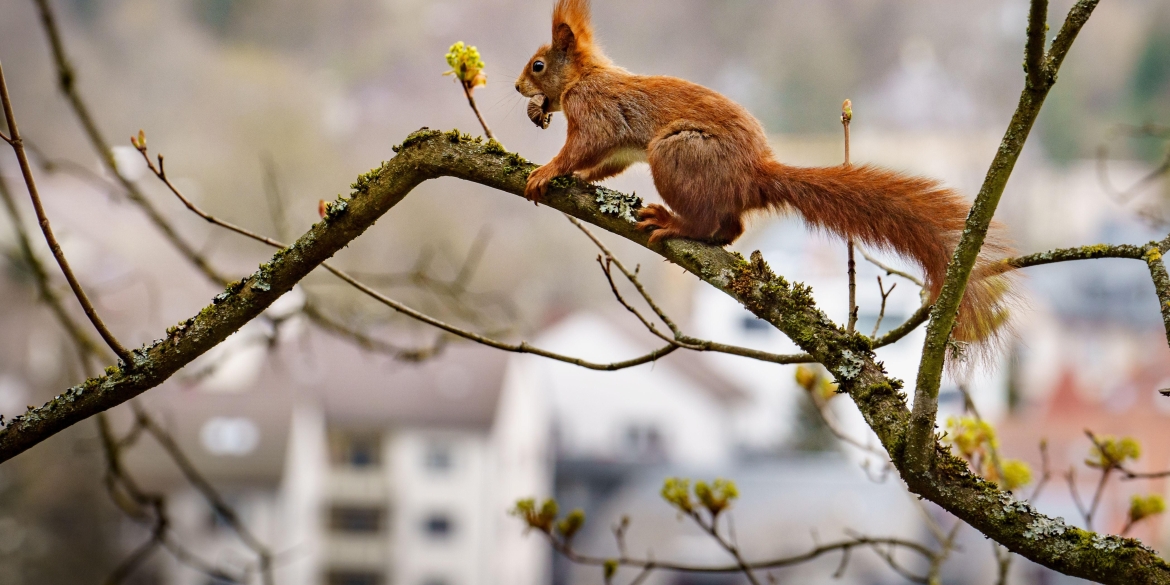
0, 59, 134, 365
32, 0, 444, 365
1024, 0, 1050, 91
132, 405, 274, 585
910, 0, 1100, 474
547, 530, 934, 575
0, 172, 111, 362
568, 215, 814, 365
1144, 247, 1170, 351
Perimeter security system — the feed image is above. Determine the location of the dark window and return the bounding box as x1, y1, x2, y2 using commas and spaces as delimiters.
349, 438, 378, 467
623, 424, 666, 461
424, 443, 452, 472
327, 570, 383, 585
330, 433, 381, 468
423, 513, 454, 539
329, 506, 385, 534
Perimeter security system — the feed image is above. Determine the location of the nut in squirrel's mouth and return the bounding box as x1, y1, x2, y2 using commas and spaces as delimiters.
527, 94, 553, 129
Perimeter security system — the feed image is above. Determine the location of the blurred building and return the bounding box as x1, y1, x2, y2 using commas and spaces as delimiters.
122, 330, 547, 585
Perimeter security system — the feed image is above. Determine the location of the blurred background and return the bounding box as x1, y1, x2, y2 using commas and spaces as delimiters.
0, 0, 1168, 584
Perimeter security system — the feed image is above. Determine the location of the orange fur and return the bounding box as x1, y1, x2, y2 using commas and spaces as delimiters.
516, 0, 1016, 352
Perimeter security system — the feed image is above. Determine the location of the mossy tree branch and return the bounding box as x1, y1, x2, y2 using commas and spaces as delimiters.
911, 0, 1100, 474
0, 130, 1166, 583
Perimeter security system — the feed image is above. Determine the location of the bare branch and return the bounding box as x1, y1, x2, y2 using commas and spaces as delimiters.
133, 405, 274, 585
1000, 242, 1151, 269
872, 300, 931, 348
460, 82, 495, 141
0, 173, 111, 363
135, 138, 676, 373
1045, 1, 1102, 80
843, 100, 858, 334
860, 249, 925, 288
568, 215, 814, 365
1028, 440, 1053, 502
1025, 0, 1050, 91
323, 261, 679, 370
299, 302, 448, 361
32, 0, 231, 285
1096, 143, 1170, 203
30, 0, 508, 362
546, 529, 934, 574
1143, 247, 1170, 351
871, 277, 896, 339
96, 414, 246, 584
911, 0, 1101, 471
0, 59, 134, 365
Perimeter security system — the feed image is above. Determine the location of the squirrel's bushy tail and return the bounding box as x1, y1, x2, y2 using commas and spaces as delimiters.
760, 160, 1017, 363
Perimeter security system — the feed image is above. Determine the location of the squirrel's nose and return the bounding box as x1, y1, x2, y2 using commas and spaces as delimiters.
515, 83, 520, 92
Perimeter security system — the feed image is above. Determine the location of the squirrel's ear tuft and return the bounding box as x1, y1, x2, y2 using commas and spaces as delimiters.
552, 0, 593, 52
554, 23, 576, 51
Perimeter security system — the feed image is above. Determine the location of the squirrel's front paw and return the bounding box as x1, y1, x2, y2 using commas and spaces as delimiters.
524, 165, 557, 205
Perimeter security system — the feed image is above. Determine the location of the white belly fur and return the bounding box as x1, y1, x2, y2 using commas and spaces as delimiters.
605, 146, 649, 167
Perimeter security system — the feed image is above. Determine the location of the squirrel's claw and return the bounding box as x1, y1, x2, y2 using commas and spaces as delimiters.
525, 165, 559, 205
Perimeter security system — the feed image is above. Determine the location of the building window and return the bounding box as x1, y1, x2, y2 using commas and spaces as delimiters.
200, 417, 260, 456
327, 570, 383, 585
624, 424, 665, 461
329, 506, 385, 534
423, 513, 454, 539
330, 432, 381, 468
424, 442, 452, 472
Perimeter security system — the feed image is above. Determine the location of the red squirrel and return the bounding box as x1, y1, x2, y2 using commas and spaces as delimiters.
516, 0, 1015, 347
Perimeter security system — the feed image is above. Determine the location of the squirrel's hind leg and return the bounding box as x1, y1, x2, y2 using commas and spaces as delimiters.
711, 215, 745, 245
636, 204, 685, 243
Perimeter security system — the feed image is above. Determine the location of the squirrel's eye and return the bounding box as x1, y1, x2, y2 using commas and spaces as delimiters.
532, 60, 545, 73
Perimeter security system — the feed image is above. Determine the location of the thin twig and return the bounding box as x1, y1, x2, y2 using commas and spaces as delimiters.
872, 300, 931, 348
843, 100, 858, 333
0, 173, 111, 362
871, 277, 896, 338
30, 0, 500, 364
133, 405, 274, 585
31, 0, 231, 285
1085, 466, 1112, 532
1066, 467, 1090, 526
0, 59, 134, 365
326, 261, 678, 369
96, 413, 245, 584
1028, 440, 1053, 502
545, 529, 934, 574
130, 137, 677, 372
860, 249, 925, 288
567, 215, 815, 365
993, 543, 1014, 585
687, 510, 761, 585
1096, 143, 1170, 203
461, 82, 495, 141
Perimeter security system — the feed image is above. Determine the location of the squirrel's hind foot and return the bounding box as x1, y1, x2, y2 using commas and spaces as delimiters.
635, 204, 675, 239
